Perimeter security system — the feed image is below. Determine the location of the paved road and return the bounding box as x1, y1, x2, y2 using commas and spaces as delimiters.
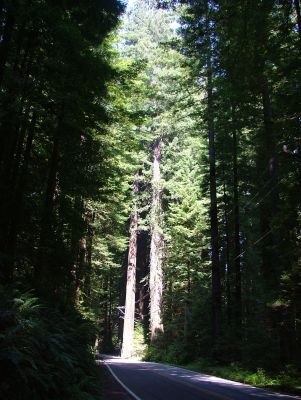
101, 356, 300, 400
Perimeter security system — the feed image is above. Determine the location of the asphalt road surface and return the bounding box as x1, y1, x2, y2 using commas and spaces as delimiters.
101, 356, 301, 400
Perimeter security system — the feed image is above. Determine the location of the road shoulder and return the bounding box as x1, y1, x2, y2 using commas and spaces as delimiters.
96, 362, 132, 400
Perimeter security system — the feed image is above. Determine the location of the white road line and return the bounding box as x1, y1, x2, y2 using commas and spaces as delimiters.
104, 361, 143, 400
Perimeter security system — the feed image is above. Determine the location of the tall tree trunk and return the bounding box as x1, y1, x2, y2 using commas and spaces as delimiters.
0, 112, 36, 283
36, 115, 63, 289
137, 228, 149, 320
70, 196, 83, 301
0, 11, 14, 87
84, 217, 94, 301
149, 138, 164, 343
103, 275, 113, 352
121, 179, 138, 358
222, 180, 232, 323
260, 76, 279, 292
184, 261, 192, 342
0, 45, 35, 176
118, 250, 129, 345
232, 112, 242, 339
294, 0, 301, 46
262, 77, 278, 191
137, 227, 150, 342
207, 63, 222, 343
5, 113, 36, 273
10, 111, 30, 189
75, 237, 87, 305
0, 27, 37, 169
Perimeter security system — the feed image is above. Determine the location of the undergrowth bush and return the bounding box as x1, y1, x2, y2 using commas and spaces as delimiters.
181, 359, 301, 395
0, 285, 101, 400
144, 337, 198, 365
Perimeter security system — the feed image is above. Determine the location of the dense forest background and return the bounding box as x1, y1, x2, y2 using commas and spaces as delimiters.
1, 0, 301, 398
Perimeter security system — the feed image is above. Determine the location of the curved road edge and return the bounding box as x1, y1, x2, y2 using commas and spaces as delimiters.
105, 362, 142, 400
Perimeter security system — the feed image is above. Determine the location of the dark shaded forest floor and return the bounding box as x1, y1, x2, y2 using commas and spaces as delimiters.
96, 363, 131, 400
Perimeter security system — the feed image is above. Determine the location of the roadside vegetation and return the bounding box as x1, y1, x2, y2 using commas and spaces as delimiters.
181, 360, 301, 396
0, 286, 102, 400
143, 346, 301, 396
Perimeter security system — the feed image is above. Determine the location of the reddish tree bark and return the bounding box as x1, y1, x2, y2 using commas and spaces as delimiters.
149, 139, 164, 343
122, 179, 138, 357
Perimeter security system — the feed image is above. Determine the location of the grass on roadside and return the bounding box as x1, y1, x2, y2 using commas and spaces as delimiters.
180, 359, 301, 396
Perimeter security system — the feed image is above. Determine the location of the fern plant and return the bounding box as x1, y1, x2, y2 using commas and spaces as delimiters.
0, 285, 101, 400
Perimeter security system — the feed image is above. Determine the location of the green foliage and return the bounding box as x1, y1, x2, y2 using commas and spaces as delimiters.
145, 341, 191, 365
0, 285, 102, 400
0, 2, 133, 390
131, 322, 148, 359
1, 0, 301, 393
180, 359, 301, 396
140, 0, 301, 375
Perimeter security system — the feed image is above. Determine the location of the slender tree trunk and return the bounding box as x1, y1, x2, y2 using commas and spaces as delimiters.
222, 181, 232, 323
0, 12, 14, 87
0, 28, 37, 169
75, 237, 87, 305
41, 129, 60, 227
73, 207, 94, 306
6, 114, 36, 270
294, 0, 301, 46
10, 114, 29, 189
0, 23, 35, 165
137, 226, 150, 325
232, 112, 242, 338
70, 196, 83, 301
139, 287, 145, 320
121, 179, 138, 358
0, 112, 36, 283
0, 97, 21, 176
207, 64, 222, 343
108, 274, 113, 347
84, 218, 94, 301
0, 41, 35, 175
260, 76, 279, 290
149, 138, 164, 343
36, 115, 63, 288
262, 77, 278, 191
118, 250, 129, 345
184, 262, 191, 342
103, 275, 113, 352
